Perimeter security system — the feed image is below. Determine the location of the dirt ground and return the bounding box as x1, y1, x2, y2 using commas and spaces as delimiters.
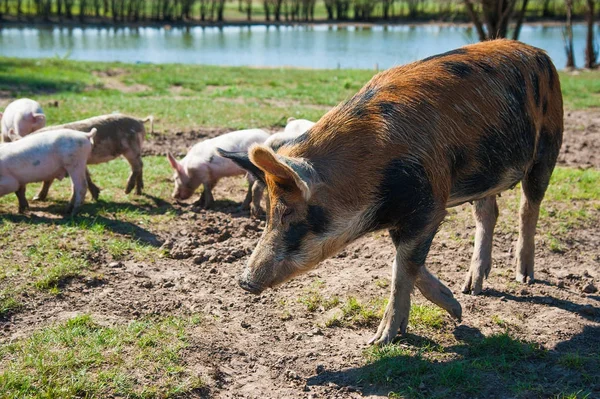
2, 110, 600, 398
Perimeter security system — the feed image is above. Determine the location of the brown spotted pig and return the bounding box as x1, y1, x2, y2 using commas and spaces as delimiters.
34, 113, 153, 201
221, 40, 563, 345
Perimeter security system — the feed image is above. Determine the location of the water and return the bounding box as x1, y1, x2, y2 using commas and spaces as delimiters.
0, 23, 590, 69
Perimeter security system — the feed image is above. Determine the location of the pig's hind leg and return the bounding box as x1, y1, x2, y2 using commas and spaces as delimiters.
65, 166, 88, 216
462, 196, 498, 295
85, 168, 101, 201
123, 150, 143, 195
33, 180, 53, 201
515, 134, 559, 284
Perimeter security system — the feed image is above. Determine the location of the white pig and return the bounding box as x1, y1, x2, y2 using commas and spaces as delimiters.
167, 129, 269, 217
0, 128, 96, 215
264, 118, 315, 151
1, 99, 46, 143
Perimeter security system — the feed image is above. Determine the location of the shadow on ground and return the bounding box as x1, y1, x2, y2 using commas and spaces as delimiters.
307, 325, 600, 398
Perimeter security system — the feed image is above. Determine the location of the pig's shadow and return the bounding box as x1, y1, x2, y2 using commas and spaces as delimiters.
1, 199, 166, 247
306, 324, 599, 397
483, 288, 599, 322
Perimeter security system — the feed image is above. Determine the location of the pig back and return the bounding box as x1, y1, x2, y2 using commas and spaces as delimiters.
37, 114, 145, 164
0, 129, 92, 183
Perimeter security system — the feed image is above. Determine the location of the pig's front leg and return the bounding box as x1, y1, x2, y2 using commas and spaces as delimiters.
369, 227, 438, 346
250, 180, 265, 218
240, 175, 253, 211
33, 180, 53, 201
416, 267, 462, 320
16, 185, 29, 213
194, 183, 214, 209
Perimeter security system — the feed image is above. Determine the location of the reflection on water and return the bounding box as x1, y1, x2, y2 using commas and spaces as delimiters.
0, 24, 588, 69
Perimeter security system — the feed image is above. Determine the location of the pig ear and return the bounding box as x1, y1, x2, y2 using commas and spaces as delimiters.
167, 152, 184, 174
33, 113, 46, 123
249, 145, 314, 201
217, 148, 266, 184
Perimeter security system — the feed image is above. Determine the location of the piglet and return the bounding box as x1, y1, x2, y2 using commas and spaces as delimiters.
167, 129, 269, 216
1, 98, 46, 143
34, 113, 153, 201
0, 128, 96, 215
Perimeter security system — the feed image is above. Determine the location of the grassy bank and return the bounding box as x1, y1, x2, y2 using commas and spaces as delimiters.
1, 57, 599, 132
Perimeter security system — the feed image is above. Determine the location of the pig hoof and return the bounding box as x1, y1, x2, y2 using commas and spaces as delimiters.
32, 195, 46, 202
516, 274, 534, 285
461, 272, 484, 296
250, 206, 264, 219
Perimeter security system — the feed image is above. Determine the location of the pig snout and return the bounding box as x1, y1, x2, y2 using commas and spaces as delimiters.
238, 275, 265, 295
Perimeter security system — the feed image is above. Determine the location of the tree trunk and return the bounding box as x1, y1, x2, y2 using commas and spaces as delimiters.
512, 0, 529, 40
264, 0, 270, 21
564, 0, 576, 68
585, 0, 598, 68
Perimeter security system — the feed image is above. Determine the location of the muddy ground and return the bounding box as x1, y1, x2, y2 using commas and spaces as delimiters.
2, 110, 600, 398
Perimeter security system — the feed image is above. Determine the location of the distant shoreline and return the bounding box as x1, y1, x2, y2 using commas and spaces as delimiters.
0, 15, 579, 30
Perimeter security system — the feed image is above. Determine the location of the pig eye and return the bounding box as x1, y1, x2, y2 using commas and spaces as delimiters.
281, 208, 294, 224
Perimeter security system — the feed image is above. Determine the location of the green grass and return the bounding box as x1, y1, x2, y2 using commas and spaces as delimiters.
362, 331, 596, 399
0, 314, 205, 398
1, 58, 599, 134
0, 156, 172, 318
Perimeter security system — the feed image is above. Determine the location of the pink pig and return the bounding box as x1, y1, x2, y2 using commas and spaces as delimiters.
1, 98, 46, 143
0, 128, 96, 215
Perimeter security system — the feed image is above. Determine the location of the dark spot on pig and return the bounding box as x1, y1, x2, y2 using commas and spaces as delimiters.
207, 155, 214, 164
350, 87, 377, 118
32, 160, 41, 166
421, 48, 467, 63
536, 53, 555, 91
473, 59, 497, 74
450, 147, 469, 181
283, 222, 309, 254
287, 131, 310, 148
524, 128, 560, 203
307, 205, 329, 234
379, 102, 397, 118
531, 72, 540, 107
442, 61, 473, 78
367, 159, 435, 242
408, 229, 438, 266
451, 110, 535, 200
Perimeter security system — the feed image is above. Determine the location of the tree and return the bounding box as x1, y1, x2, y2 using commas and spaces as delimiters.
463, 0, 530, 40
584, 0, 598, 68
564, 0, 576, 68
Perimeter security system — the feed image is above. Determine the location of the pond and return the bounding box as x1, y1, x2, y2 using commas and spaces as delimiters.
0, 23, 590, 69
